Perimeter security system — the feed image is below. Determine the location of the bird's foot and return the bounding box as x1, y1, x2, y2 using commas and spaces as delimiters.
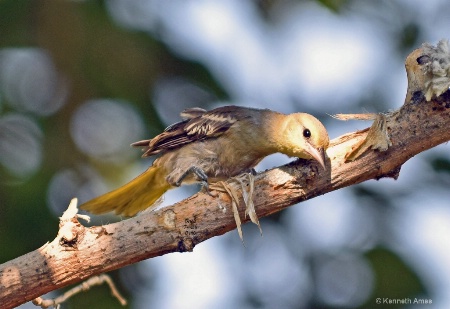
210, 171, 261, 243
236, 172, 262, 236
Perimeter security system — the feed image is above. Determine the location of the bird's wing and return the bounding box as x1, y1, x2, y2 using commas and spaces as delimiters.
132, 106, 253, 157
180, 107, 207, 120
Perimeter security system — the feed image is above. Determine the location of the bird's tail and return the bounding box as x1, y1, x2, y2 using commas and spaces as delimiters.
80, 165, 171, 217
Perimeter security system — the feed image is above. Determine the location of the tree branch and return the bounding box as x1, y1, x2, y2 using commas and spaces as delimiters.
1, 44, 450, 309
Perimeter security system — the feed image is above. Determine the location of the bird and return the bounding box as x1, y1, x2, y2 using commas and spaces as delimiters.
80, 105, 330, 217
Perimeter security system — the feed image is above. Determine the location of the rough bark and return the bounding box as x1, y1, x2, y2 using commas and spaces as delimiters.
1, 46, 450, 309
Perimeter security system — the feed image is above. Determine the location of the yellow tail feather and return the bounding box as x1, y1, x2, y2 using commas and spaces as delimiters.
80, 165, 171, 217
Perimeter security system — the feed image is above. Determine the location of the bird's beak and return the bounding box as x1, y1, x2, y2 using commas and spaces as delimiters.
305, 143, 327, 170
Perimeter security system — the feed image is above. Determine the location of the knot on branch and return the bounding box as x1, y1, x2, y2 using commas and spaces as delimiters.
421, 39, 450, 101
56, 198, 90, 249
177, 238, 194, 252
406, 39, 450, 104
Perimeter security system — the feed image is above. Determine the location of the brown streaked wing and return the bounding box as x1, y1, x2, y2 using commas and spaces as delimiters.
141, 120, 189, 156
184, 105, 251, 138
133, 106, 253, 157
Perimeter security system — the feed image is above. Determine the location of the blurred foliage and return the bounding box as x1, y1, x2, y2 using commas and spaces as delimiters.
0, 0, 442, 308
364, 248, 427, 308
353, 185, 393, 208
398, 22, 421, 52
430, 156, 450, 173
256, 0, 349, 15
316, 0, 349, 12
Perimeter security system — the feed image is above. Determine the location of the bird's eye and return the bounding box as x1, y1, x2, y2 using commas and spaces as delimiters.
303, 128, 311, 138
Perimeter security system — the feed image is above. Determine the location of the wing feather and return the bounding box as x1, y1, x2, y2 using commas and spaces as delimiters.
133, 106, 254, 157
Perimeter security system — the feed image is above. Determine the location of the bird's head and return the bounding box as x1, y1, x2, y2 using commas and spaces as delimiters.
272, 113, 329, 169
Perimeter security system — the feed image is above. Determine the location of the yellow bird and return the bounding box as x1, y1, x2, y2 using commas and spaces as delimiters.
80, 105, 330, 216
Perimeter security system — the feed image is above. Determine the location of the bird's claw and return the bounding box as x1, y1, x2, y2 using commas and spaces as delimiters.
201, 181, 218, 197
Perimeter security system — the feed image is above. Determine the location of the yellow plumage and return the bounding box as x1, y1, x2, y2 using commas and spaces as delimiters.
81, 166, 171, 217
80, 105, 329, 219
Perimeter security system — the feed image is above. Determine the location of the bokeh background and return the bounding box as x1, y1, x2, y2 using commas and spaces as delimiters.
1, 0, 449, 308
